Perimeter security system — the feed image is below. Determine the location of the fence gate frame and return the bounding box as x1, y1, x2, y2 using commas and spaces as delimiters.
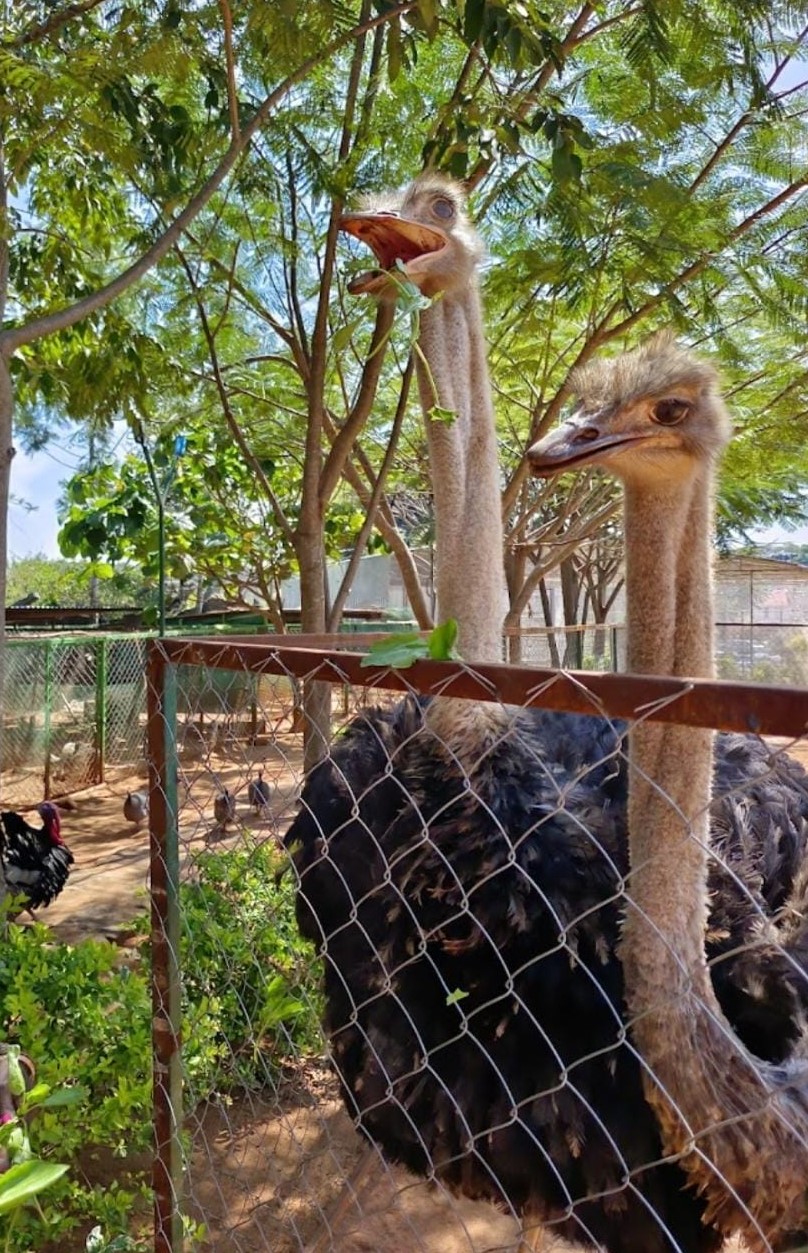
145, 634, 808, 1253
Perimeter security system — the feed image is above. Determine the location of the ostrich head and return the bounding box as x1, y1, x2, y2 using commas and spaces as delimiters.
527, 332, 732, 485
340, 173, 482, 299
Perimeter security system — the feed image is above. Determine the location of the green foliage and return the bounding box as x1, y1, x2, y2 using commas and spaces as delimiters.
0, 922, 153, 1250
6, 556, 148, 609
3, 0, 808, 637
177, 843, 321, 1101
361, 618, 459, 668
0, 843, 320, 1250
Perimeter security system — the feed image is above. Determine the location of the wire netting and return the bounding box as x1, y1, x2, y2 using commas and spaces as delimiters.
147, 637, 808, 1253
0, 635, 150, 808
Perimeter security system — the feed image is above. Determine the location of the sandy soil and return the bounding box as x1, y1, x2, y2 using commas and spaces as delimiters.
25, 726, 801, 1251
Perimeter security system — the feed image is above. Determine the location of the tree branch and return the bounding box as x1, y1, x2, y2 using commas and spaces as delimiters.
328, 358, 413, 630
175, 245, 297, 551
320, 302, 396, 505
0, 1, 415, 355
217, 0, 241, 142
6, 0, 105, 48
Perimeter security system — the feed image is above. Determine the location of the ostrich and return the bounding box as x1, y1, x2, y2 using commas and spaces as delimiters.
529, 334, 808, 1250
285, 179, 808, 1251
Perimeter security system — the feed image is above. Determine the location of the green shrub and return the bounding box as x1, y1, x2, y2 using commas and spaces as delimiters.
0, 920, 153, 1250
177, 841, 321, 1100
0, 841, 321, 1250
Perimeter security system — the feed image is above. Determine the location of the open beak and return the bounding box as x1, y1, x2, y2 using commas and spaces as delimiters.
527, 416, 649, 477
339, 211, 448, 295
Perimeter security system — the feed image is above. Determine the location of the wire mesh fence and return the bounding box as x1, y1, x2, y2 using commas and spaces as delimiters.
0, 634, 149, 807
147, 635, 808, 1253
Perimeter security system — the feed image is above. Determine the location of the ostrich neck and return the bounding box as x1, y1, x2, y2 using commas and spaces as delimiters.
415, 284, 506, 664
622, 471, 717, 1003
620, 471, 808, 1249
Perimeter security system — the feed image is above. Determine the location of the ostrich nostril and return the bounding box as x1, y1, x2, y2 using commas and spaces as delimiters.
575, 426, 601, 443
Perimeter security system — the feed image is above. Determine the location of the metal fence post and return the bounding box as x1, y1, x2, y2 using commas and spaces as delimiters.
96, 637, 108, 785
147, 640, 183, 1253
43, 640, 53, 799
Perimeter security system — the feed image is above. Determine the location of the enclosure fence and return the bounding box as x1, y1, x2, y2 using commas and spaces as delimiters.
146, 635, 808, 1253
2, 622, 806, 814
0, 634, 149, 807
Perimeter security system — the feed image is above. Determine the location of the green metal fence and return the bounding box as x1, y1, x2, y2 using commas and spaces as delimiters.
0, 634, 149, 808
0, 623, 418, 810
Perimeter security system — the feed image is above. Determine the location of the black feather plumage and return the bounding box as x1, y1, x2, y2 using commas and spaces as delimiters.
285, 698, 808, 1252
0, 805, 73, 912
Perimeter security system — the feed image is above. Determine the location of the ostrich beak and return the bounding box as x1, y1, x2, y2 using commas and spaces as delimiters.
527, 413, 650, 476
339, 211, 448, 295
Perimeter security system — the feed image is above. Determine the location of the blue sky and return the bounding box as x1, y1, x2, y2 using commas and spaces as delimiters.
9, 449, 64, 560
10, 434, 808, 565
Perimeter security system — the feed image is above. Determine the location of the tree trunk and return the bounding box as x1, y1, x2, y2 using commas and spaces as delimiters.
560, 557, 582, 668
504, 547, 527, 663
538, 578, 560, 668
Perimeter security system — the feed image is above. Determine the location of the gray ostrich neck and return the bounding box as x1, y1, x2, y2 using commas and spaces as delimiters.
622, 470, 717, 1000
620, 468, 808, 1246
415, 284, 505, 665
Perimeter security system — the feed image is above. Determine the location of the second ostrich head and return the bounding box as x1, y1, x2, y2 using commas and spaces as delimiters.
529, 331, 732, 488
340, 174, 506, 664
341, 173, 483, 300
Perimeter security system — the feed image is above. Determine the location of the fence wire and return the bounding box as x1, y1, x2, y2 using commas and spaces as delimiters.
146, 637, 808, 1253
0, 635, 149, 807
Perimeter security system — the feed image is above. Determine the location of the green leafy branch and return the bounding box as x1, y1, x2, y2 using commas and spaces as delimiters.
360, 619, 459, 669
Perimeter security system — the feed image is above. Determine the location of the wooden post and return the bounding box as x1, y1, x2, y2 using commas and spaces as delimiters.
95, 637, 107, 785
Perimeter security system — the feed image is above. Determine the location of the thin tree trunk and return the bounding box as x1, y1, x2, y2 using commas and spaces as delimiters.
504, 546, 527, 663
560, 557, 582, 667
538, 578, 560, 668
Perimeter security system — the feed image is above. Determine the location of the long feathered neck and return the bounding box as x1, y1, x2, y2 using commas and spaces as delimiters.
621, 468, 808, 1248
415, 280, 506, 665
622, 469, 716, 1000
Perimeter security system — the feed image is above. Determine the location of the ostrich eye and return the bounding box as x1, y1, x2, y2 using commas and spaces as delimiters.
432, 196, 455, 220
652, 398, 690, 426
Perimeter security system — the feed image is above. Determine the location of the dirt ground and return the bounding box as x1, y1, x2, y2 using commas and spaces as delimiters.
27, 729, 803, 1251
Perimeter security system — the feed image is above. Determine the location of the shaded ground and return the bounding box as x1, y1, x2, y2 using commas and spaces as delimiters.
26, 727, 801, 1250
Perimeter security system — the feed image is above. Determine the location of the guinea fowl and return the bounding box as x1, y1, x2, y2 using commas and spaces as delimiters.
123, 790, 148, 829
0, 803, 73, 914
285, 180, 808, 1252
213, 788, 236, 831
247, 770, 271, 815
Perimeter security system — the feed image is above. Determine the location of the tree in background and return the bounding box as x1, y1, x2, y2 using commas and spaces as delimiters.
2, 2, 807, 770
6, 554, 147, 608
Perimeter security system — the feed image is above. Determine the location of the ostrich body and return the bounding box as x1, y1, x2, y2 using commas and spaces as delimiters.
286, 184, 808, 1251
530, 335, 808, 1249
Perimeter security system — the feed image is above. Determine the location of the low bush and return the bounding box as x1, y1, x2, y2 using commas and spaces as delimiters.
0, 840, 321, 1250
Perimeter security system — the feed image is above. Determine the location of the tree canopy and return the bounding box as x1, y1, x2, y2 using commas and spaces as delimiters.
2, 1, 806, 666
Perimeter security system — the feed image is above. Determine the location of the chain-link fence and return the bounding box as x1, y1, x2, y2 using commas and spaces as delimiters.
146, 635, 808, 1253
0, 634, 149, 807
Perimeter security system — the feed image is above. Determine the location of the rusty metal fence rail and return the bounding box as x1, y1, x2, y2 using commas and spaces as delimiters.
146, 635, 808, 1253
